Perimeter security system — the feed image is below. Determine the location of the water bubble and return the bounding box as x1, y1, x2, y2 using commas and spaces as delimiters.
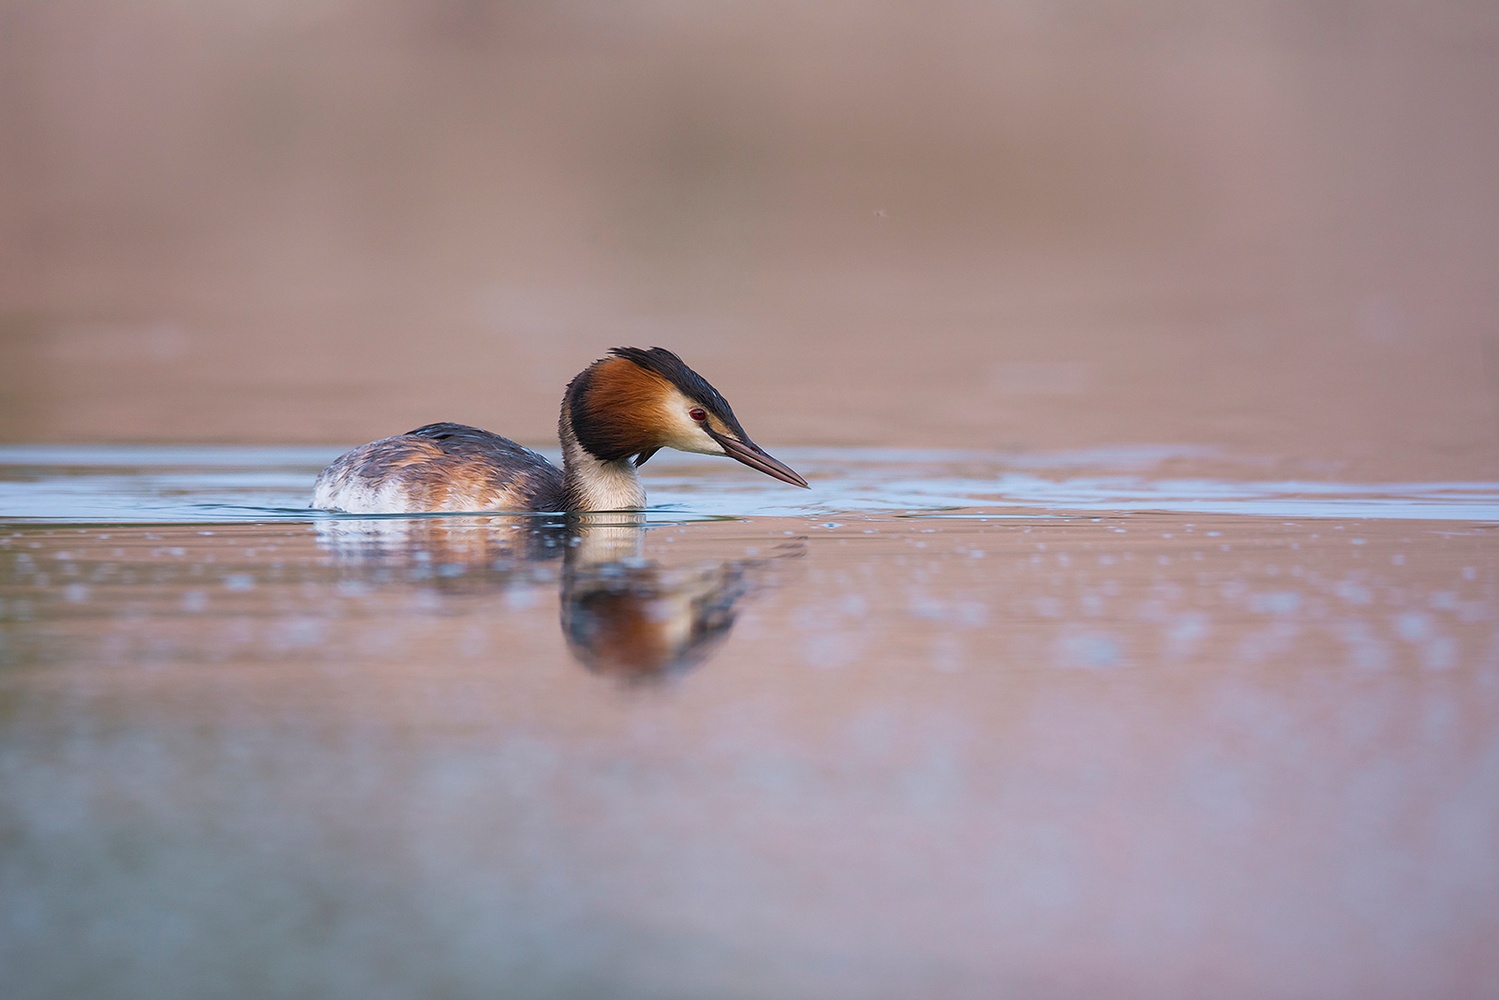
1056, 630, 1124, 669
1335, 580, 1373, 605
1395, 612, 1431, 642
1250, 591, 1301, 615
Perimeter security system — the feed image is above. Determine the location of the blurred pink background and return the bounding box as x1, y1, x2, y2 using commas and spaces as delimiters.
3, 1, 1497, 480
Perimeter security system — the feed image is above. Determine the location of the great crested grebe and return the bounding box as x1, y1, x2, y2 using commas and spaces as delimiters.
311, 346, 808, 513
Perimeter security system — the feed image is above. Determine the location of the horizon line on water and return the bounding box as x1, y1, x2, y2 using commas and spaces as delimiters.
1, 444, 1497, 525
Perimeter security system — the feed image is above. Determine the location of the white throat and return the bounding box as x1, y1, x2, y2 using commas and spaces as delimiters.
560, 422, 647, 511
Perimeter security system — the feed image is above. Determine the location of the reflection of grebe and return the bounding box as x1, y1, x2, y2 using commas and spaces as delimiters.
561, 559, 746, 680
312, 347, 807, 514
313, 514, 567, 592
559, 514, 759, 680
313, 513, 804, 678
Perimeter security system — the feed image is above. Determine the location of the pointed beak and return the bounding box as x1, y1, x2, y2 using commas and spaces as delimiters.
709, 431, 809, 488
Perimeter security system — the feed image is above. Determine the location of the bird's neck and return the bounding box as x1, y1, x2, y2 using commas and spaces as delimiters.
559, 413, 646, 512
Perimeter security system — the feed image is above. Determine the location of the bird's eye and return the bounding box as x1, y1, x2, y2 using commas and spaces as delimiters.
689, 408, 707, 422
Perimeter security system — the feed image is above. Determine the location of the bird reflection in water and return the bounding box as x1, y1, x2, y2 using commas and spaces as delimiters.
314, 513, 802, 679
561, 513, 755, 679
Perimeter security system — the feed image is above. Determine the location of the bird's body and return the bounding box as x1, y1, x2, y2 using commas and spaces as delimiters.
311, 422, 568, 513
312, 347, 806, 514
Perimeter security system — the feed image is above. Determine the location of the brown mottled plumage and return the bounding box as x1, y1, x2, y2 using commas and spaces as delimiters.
312, 347, 807, 514
312, 424, 565, 512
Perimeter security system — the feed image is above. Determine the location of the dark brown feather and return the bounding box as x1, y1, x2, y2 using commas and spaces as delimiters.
565, 357, 674, 462
315, 423, 566, 512
606, 347, 749, 441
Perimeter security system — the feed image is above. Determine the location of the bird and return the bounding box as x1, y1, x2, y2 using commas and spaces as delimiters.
311, 346, 808, 513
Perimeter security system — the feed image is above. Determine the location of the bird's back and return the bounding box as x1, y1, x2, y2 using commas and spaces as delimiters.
312, 422, 565, 513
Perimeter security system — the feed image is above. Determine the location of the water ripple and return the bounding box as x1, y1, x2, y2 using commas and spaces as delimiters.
2, 445, 1496, 524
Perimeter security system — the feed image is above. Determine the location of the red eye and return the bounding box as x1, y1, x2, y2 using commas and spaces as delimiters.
689, 408, 707, 422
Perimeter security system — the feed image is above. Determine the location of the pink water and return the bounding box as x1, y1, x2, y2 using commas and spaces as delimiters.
4, 3, 1499, 997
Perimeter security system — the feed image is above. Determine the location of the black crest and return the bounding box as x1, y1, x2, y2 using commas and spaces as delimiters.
607, 347, 748, 438
566, 347, 751, 462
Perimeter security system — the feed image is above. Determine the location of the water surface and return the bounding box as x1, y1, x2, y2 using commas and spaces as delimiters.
3, 447, 1497, 999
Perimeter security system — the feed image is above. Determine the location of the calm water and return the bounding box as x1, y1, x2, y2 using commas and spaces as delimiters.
3, 447, 1498, 999
7, 2, 1499, 996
